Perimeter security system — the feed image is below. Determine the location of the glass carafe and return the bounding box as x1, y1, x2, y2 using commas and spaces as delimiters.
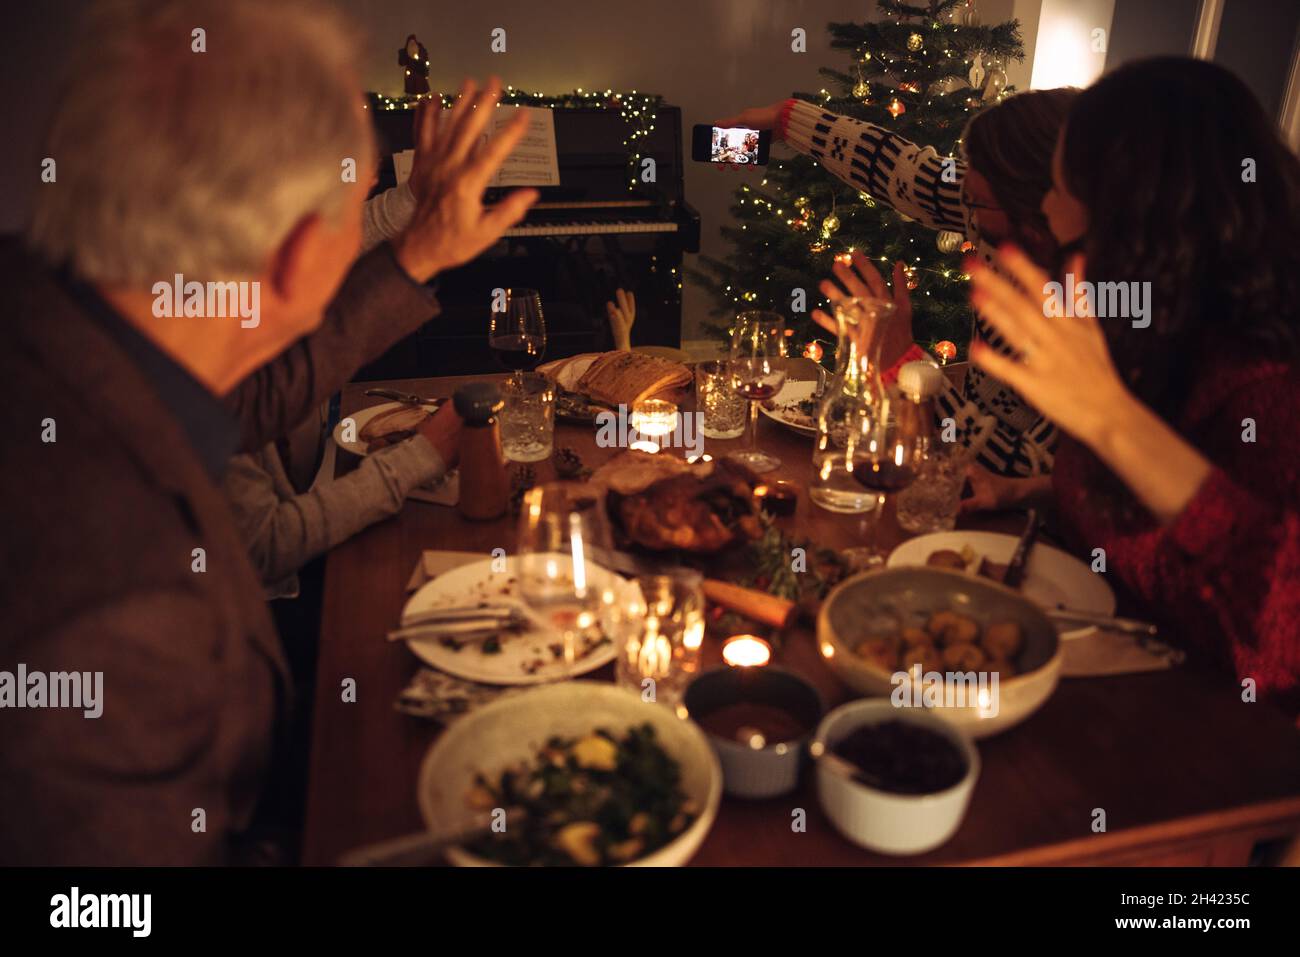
809, 297, 896, 513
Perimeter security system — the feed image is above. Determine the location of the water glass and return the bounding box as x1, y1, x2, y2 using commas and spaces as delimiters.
601, 574, 705, 705
500, 372, 555, 463
695, 360, 746, 439
896, 455, 965, 533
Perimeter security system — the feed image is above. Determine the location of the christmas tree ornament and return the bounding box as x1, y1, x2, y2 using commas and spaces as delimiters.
907, 33, 923, 52
852, 74, 870, 99
809, 240, 828, 254
803, 340, 825, 362
904, 266, 919, 290
899, 80, 921, 94
969, 53, 986, 89
936, 230, 963, 253
887, 98, 906, 117
794, 195, 809, 208
821, 212, 840, 236
934, 340, 958, 364
960, 240, 974, 253
983, 61, 1008, 101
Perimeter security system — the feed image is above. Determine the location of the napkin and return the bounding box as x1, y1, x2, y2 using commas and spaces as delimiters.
407, 469, 459, 507
1059, 628, 1185, 677
396, 549, 521, 723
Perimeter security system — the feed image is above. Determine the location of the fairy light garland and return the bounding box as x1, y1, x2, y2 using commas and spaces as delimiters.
364, 87, 662, 190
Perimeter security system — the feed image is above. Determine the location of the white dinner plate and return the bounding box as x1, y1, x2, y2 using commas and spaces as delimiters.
333, 400, 440, 457
759, 379, 819, 435
399, 554, 625, 685
887, 530, 1116, 638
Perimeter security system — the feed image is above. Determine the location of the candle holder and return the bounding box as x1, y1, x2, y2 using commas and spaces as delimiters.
630, 399, 678, 454
753, 480, 798, 517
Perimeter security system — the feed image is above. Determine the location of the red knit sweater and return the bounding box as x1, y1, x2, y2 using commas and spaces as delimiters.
1053, 355, 1300, 715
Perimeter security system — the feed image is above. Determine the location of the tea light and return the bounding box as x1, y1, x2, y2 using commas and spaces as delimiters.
631, 399, 678, 439
753, 481, 798, 517
722, 635, 772, 668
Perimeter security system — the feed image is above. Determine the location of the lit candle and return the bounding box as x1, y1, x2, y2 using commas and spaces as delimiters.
631, 399, 678, 439
722, 635, 772, 668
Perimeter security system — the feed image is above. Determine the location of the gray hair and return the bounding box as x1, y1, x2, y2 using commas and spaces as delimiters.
27, 0, 372, 284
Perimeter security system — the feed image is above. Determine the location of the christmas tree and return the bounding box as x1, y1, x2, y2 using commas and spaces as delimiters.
692, 0, 1023, 363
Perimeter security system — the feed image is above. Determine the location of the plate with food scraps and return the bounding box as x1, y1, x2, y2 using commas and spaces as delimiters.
334, 400, 443, 457
399, 554, 627, 685
886, 530, 1115, 638
760, 379, 819, 435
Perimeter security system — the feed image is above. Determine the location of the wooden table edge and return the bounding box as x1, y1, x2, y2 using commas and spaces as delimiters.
957, 796, 1300, 866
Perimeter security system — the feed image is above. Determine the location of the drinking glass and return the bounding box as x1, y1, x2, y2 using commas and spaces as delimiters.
488, 288, 546, 382
516, 483, 612, 674
500, 372, 555, 463
728, 311, 787, 473
600, 573, 706, 705
843, 398, 917, 568
695, 360, 747, 439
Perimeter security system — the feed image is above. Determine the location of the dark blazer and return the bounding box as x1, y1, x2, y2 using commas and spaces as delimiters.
0, 240, 436, 864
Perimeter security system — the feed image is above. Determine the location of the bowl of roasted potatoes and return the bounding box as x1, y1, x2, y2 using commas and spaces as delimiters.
816, 567, 1061, 738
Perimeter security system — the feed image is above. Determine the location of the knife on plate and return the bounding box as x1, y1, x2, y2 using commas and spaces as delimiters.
1002, 508, 1039, 590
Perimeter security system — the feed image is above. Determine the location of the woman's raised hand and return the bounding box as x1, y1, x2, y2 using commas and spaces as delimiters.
811, 251, 916, 367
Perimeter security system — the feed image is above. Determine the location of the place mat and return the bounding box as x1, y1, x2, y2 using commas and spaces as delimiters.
1060, 629, 1185, 677
396, 549, 519, 722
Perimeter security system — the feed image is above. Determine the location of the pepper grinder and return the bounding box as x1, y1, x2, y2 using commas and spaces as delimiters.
453, 382, 509, 521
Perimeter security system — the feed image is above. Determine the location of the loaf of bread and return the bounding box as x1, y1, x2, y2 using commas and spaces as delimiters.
574, 351, 690, 407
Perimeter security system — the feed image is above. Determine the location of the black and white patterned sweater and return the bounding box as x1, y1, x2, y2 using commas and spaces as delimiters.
783, 97, 1057, 477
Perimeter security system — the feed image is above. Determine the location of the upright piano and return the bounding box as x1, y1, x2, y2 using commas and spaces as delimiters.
360, 104, 700, 379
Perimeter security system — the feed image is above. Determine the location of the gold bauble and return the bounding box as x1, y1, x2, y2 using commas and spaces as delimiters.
907, 33, 923, 52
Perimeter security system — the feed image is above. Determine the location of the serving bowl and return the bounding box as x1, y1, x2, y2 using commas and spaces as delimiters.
418, 681, 722, 866
815, 566, 1061, 738
813, 699, 979, 855
683, 667, 823, 799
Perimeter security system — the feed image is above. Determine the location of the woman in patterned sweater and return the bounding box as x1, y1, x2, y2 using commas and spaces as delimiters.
719, 89, 1075, 477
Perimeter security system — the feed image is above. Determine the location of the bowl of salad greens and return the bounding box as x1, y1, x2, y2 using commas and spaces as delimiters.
418, 682, 722, 866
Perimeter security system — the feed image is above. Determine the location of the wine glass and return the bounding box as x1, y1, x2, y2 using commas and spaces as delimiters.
516, 482, 612, 676
489, 288, 546, 384
728, 310, 787, 474
843, 395, 918, 568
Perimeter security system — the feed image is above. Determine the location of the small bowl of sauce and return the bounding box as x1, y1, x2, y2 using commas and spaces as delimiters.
811, 700, 980, 855
683, 668, 823, 799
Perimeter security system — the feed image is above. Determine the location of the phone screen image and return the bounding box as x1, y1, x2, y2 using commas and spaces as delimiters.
710, 126, 761, 164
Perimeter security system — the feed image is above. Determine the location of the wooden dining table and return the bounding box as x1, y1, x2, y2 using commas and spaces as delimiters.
301, 372, 1300, 866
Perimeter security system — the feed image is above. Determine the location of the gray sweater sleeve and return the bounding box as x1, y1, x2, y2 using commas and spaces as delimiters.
225, 435, 446, 586
361, 183, 417, 252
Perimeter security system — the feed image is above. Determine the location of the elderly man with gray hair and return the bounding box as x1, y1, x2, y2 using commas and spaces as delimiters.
0, 0, 536, 864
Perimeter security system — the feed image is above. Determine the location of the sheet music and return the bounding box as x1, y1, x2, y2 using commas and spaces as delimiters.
390, 105, 559, 188
492, 106, 560, 187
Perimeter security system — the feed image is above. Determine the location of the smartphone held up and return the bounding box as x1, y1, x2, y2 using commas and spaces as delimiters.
692, 124, 770, 166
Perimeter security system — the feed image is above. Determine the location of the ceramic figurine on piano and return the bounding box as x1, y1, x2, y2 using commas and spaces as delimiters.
398, 34, 430, 96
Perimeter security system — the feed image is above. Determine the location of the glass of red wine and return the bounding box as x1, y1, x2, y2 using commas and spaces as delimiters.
728, 310, 787, 474
489, 288, 546, 383
843, 395, 917, 568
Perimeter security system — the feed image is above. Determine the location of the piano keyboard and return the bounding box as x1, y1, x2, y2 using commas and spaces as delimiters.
503, 220, 679, 238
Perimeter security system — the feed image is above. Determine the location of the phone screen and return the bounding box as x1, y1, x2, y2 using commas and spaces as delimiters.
711, 126, 761, 164
692, 124, 769, 165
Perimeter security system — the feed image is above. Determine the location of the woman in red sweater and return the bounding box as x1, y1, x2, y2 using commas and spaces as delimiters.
964, 58, 1300, 712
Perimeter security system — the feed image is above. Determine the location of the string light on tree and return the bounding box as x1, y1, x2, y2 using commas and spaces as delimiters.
696, 0, 1023, 359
